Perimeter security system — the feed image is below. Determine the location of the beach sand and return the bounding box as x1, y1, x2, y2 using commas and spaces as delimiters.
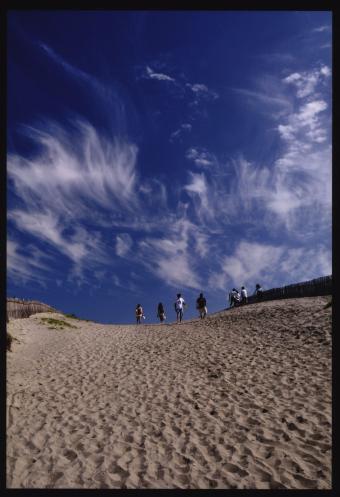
6, 296, 332, 489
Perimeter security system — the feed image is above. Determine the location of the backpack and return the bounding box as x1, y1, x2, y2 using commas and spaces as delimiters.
197, 297, 206, 308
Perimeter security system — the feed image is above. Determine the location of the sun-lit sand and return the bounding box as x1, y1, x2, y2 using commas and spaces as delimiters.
6, 296, 332, 489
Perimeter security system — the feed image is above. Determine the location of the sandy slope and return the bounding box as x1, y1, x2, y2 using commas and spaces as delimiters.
6, 296, 332, 489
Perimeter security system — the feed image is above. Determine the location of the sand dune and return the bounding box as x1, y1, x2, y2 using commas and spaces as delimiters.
6, 296, 332, 489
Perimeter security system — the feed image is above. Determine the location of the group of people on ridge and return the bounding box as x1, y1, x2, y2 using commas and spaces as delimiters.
135, 292, 208, 324
228, 284, 263, 307
136, 284, 263, 324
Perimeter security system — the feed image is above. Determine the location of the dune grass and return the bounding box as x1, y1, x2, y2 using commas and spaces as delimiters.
64, 313, 92, 322
40, 317, 78, 330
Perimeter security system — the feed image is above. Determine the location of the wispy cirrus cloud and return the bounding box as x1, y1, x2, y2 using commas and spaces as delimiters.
233, 87, 291, 110
312, 25, 331, 33
8, 43, 331, 298
141, 64, 219, 104
186, 83, 219, 103
137, 218, 202, 289
208, 241, 331, 292
283, 65, 331, 98
185, 147, 217, 167
144, 66, 175, 82
170, 123, 192, 143
38, 42, 122, 111
116, 233, 133, 257
140, 63, 219, 126
183, 171, 212, 222
7, 238, 53, 287
184, 64, 332, 238
9, 121, 139, 214
40, 43, 98, 86
8, 119, 140, 281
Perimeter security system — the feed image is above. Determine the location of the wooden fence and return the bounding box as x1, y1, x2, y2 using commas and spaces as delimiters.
245, 275, 332, 305
6, 299, 57, 322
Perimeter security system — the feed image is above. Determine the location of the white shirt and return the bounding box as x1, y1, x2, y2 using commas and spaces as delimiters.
241, 288, 247, 298
175, 297, 185, 310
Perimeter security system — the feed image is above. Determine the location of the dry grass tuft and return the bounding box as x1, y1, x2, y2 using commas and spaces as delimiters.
40, 318, 77, 330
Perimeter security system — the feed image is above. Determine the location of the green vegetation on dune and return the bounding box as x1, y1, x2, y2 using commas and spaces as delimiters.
64, 313, 92, 322
40, 317, 78, 330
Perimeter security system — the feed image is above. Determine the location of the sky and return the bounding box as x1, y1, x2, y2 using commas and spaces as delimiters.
7, 10, 332, 324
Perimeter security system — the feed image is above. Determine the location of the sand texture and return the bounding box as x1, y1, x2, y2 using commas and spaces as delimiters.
7, 296, 332, 489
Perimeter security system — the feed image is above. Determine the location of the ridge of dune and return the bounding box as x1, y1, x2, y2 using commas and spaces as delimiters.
7, 296, 332, 489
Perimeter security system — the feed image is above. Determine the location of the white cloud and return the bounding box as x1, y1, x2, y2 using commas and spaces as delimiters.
139, 178, 168, 208
138, 227, 201, 290
209, 241, 331, 292
183, 172, 213, 221
9, 121, 139, 213
283, 66, 331, 98
7, 238, 52, 286
270, 65, 331, 236
232, 77, 294, 121
235, 88, 292, 111
184, 172, 208, 195
312, 25, 331, 33
8, 51, 331, 299
7, 119, 140, 279
182, 115, 330, 238
277, 124, 295, 141
277, 98, 328, 153
272, 78, 331, 230
224, 242, 283, 283
185, 147, 217, 167
193, 231, 210, 257
320, 65, 331, 77
145, 66, 175, 82
298, 99, 327, 122
187, 83, 219, 101
8, 209, 108, 273
135, 217, 215, 290
170, 123, 192, 142
116, 233, 133, 257
39, 42, 120, 108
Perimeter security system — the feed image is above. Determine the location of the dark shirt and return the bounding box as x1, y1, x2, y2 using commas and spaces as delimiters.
196, 297, 206, 308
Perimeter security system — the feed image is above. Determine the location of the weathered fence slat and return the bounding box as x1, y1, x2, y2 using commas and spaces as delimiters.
6, 299, 57, 321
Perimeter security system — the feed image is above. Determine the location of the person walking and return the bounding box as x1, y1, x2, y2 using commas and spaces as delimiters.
196, 292, 207, 319
135, 304, 144, 324
157, 302, 166, 323
229, 288, 241, 307
240, 286, 248, 304
174, 293, 186, 323
254, 284, 263, 300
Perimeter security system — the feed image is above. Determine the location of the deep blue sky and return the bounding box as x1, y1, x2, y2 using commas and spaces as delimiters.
7, 11, 332, 323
